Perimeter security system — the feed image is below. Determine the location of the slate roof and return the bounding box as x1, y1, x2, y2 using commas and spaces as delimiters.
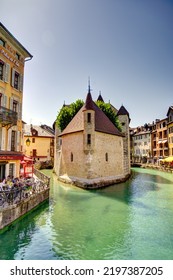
97, 93, 104, 102
60, 92, 123, 137
167, 106, 173, 116
24, 124, 54, 137
117, 105, 130, 122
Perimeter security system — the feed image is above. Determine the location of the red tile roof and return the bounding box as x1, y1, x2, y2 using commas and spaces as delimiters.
60, 92, 123, 137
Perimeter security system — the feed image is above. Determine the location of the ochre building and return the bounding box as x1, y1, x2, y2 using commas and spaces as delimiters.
0, 22, 32, 180
24, 124, 54, 163
167, 106, 173, 156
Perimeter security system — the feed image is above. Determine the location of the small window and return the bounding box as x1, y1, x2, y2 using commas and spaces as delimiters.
12, 100, 18, 112
0, 60, 4, 80
0, 38, 5, 47
71, 152, 73, 162
87, 134, 91, 145
15, 52, 20, 60
32, 138, 35, 143
87, 113, 91, 123
122, 122, 125, 126
14, 71, 19, 90
105, 153, 108, 162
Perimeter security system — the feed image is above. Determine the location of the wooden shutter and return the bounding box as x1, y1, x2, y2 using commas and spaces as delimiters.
1, 128, 5, 150
7, 129, 12, 151
2, 93, 7, 108
19, 74, 23, 92
4, 63, 10, 83
11, 68, 15, 87
17, 131, 20, 151
18, 102, 22, 119
10, 97, 13, 110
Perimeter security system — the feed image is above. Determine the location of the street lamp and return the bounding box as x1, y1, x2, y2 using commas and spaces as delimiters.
26, 138, 31, 147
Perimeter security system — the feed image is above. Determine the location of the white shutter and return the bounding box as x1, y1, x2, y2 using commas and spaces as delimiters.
2, 93, 7, 108
19, 74, 23, 92
10, 97, 13, 110
17, 131, 20, 151
7, 129, 12, 151
4, 63, 10, 83
1, 127, 6, 150
0, 127, 2, 150
11, 68, 15, 87
18, 102, 22, 120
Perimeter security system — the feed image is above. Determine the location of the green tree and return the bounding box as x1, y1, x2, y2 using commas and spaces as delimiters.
56, 99, 84, 131
96, 101, 122, 131
56, 99, 122, 132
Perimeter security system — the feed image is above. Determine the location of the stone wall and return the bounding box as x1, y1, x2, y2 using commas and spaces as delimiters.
118, 115, 131, 176
0, 189, 49, 230
56, 130, 126, 184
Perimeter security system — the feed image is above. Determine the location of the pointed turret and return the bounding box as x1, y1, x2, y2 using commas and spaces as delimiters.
97, 92, 104, 102
117, 105, 130, 122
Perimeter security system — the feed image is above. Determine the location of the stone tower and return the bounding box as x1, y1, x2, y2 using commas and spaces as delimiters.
82, 87, 96, 178
117, 105, 131, 177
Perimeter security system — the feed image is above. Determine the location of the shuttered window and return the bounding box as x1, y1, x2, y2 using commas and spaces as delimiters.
0, 60, 10, 82
11, 68, 23, 91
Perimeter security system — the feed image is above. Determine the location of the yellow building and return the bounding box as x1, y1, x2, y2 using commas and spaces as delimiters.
23, 124, 54, 163
167, 106, 173, 156
0, 22, 32, 180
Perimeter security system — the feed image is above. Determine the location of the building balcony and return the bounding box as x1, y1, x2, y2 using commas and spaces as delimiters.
0, 106, 18, 127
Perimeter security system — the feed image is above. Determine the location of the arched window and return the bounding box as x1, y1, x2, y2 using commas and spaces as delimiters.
105, 153, 108, 162
71, 152, 73, 162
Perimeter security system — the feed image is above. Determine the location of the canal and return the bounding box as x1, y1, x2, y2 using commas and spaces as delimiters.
0, 168, 173, 260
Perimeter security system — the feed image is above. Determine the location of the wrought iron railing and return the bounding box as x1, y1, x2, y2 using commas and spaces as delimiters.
0, 173, 50, 208
0, 106, 18, 126
33, 168, 50, 186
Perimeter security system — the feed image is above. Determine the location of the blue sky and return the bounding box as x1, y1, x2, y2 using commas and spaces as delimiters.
0, 0, 173, 128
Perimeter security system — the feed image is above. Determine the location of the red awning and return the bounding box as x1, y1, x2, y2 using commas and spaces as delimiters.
23, 156, 33, 162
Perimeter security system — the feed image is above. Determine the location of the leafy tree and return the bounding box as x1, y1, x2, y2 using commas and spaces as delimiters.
56, 99, 84, 131
96, 101, 122, 131
56, 99, 122, 132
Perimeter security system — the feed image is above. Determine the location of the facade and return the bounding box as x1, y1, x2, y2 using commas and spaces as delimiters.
54, 89, 131, 188
131, 126, 152, 163
0, 22, 32, 180
151, 118, 168, 162
167, 106, 173, 156
23, 124, 54, 163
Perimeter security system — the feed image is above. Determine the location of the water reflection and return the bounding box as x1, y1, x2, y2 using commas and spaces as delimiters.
0, 201, 49, 260
0, 168, 173, 260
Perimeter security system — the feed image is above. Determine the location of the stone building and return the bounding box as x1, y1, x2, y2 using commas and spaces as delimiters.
54, 88, 131, 189
131, 126, 152, 164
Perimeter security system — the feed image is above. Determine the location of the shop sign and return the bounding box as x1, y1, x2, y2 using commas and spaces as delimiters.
0, 155, 22, 160
0, 48, 20, 67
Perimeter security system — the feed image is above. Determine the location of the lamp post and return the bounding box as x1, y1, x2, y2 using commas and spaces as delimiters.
26, 138, 31, 147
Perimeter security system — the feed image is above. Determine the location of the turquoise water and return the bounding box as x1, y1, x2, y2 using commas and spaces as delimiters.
0, 168, 173, 260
